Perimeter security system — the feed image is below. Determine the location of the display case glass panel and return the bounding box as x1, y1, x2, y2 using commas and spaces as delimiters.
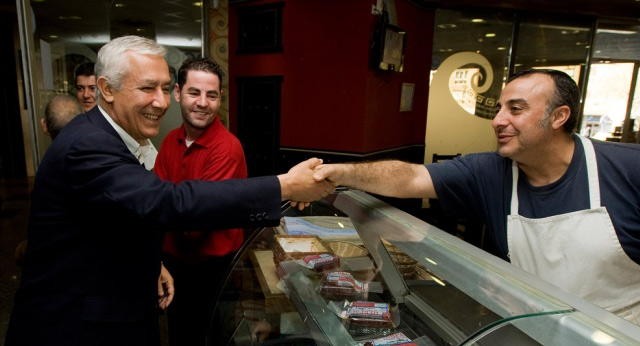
208, 191, 640, 346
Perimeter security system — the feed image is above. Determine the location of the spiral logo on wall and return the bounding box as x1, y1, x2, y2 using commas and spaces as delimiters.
208, 4, 230, 128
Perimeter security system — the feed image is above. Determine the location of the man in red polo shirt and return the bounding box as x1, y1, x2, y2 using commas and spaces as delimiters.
155, 58, 246, 345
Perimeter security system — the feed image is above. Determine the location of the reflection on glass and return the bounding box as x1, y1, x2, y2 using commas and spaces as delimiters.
583, 63, 634, 140
590, 23, 640, 142
208, 192, 640, 346
432, 9, 513, 120
514, 16, 592, 73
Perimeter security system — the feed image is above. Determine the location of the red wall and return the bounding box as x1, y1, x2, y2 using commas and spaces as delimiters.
229, 0, 434, 153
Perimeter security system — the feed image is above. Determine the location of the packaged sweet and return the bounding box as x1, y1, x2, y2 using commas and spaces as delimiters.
316, 271, 382, 299
298, 254, 340, 272
340, 301, 392, 328
363, 332, 417, 346
326, 299, 400, 336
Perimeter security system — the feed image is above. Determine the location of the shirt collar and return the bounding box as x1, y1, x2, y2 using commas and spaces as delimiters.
177, 116, 222, 149
98, 105, 158, 170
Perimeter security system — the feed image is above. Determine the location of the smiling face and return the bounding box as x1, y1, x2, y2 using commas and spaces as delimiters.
76, 75, 97, 111
175, 70, 222, 141
493, 73, 556, 161
99, 52, 171, 140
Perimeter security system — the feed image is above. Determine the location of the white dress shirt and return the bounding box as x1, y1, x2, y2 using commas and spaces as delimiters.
98, 105, 158, 171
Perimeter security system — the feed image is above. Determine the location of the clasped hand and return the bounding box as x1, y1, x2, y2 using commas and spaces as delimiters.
280, 158, 337, 210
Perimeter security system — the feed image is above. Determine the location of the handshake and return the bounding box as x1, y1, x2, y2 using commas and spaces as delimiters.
277, 158, 345, 209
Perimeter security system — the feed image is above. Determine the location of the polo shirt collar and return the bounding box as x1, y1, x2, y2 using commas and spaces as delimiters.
178, 116, 222, 149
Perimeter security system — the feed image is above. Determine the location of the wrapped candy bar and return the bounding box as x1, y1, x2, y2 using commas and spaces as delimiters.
340, 301, 393, 328
316, 272, 382, 300
327, 299, 400, 336
363, 332, 417, 346
298, 254, 340, 272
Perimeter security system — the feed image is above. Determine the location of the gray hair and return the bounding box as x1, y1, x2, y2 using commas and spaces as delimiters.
95, 35, 166, 93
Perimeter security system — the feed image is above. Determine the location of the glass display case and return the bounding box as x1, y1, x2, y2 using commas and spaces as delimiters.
208, 190, 640, 346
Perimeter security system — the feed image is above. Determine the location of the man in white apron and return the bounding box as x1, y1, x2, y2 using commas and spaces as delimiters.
313, 69, 640, 324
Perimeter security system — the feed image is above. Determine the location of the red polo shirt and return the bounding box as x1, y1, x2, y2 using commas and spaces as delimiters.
155, 117, 247, 262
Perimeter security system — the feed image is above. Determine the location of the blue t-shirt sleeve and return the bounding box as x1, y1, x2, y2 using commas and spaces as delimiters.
426, 152, 512, 260
427, 152, 507, 216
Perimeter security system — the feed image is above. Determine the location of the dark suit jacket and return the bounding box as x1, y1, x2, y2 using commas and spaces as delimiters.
6, 107, 281, 346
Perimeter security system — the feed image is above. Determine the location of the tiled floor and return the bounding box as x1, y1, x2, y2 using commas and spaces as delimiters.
0, 177, 169, 346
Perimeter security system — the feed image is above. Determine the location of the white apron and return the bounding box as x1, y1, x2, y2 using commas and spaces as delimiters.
507, 135, 640, 324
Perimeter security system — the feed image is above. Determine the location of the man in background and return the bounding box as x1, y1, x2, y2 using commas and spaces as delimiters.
40, 94, 84, 140
6, 35, 333, 346
154, 58, 245, 345
74, 62, 97, 112
15, 95, 85, 266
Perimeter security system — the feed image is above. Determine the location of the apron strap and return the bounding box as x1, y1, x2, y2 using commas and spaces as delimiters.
510, 135, 600, 214
510, 161, 519, 216
578, 135, 601, 208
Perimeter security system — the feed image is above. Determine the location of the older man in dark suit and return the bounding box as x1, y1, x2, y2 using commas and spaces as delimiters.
5, 35, 333, 346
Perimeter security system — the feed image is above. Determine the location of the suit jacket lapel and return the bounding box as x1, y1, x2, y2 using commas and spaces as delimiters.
86, 106, 121, 141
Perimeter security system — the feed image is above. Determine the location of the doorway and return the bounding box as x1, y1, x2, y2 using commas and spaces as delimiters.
237, 76, 282, 177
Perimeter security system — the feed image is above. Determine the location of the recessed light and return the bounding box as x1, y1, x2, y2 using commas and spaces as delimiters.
471, 18, 484, 23
485, 33, 496, 37
497, 47, 506, 50
49, 35, 58, 39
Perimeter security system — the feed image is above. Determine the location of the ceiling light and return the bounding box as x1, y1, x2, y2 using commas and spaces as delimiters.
497, 47, 506, 50
156, 35, 202, 48
115, 3, 125, 8
193, 2, 203, 6
49, 35, 58, 39
597, 28, 638, 35
485, 33, 496, 37
437, 24, 456, 29
471, 18, 484, 23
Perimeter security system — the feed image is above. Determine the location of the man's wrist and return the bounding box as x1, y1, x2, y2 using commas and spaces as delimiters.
277, 173, 290, 201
